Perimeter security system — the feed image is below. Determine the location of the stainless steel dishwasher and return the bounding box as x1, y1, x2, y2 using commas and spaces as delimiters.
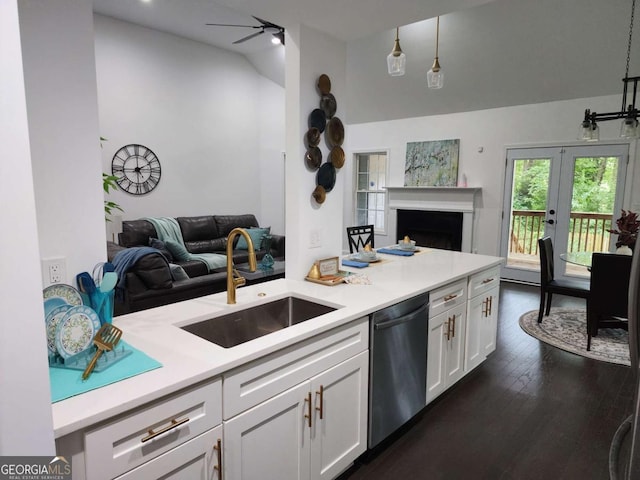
368, 292, 429, 448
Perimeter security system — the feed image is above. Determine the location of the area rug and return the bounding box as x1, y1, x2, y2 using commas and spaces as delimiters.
519, 309, 630, 366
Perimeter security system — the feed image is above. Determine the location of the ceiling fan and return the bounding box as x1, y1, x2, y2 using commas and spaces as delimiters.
206, 16, 285, 45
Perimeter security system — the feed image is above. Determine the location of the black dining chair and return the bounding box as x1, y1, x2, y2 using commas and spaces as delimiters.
346, 225, 375, 254
586, 253, 632, 350
537, 236, 591, 323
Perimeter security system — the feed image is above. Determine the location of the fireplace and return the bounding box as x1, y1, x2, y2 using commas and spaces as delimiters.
397, 210, 463, 251
386, 186, 480, 253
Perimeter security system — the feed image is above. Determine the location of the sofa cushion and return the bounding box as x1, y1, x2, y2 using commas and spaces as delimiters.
237, 227, 270, 250
164, 239, 192, 262
169, 263, 190, 281
149, 238, 174, 263
214, 214, 259, 239
132, 253, 173, 290
177, 260, 209, 278
120, 220, 157, 247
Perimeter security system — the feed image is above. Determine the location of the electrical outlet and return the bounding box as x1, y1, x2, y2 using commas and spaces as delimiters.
42, 257, 66, 287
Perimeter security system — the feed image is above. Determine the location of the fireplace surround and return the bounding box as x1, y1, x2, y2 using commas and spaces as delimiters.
386, 186, 481, 253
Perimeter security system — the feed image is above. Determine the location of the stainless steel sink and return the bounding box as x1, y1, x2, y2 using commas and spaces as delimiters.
181, 296, 338, 348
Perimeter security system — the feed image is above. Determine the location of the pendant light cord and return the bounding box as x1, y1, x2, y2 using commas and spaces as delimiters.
625, 0, 636, 79
435, 16, 440, 58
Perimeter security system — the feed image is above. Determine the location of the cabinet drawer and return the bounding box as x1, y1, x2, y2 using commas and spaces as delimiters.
85, 378, 221, 479
223, 317, 368, 419
468, 266, 501, 299
429, 279, 467, 317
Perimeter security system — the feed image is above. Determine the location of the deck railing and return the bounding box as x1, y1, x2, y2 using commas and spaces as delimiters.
509, 210, 612, 255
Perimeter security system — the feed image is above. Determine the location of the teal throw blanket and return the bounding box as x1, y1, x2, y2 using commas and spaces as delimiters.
145, 217, 226, 271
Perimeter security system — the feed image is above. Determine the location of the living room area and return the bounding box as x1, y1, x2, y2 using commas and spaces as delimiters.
4, 0, 640, 459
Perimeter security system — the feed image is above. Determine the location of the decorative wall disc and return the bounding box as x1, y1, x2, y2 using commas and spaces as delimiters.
305, 147, 322, 170
326, 117, 344, 146
330, 146, 345, 168
317, 74, 331, 95
308, 108, 327, 133
320, 94, 337, 119
305, 127, 321, 148
316, 162, 337, 192
312, 185, 326, 204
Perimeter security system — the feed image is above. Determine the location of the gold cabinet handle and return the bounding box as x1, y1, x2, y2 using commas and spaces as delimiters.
214, 438, 222, 479
481, 278, 493, 285
444, 318, 450, 341
304, 392, 312, 428
444, 293, 458, 302
488, 295, 493, 316
141, 417, 189, 443
451, 315, 456, 338
315, 385, 324, 420
482, 298, 488, 317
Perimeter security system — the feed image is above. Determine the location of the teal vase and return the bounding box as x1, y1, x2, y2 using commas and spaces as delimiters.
260, 234, 275, 270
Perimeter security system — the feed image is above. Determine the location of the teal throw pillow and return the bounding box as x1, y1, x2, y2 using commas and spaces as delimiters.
164, 239, 192, 262
236, 227, 270, 250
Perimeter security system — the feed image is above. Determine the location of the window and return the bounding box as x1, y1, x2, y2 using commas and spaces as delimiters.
354, 151, 388, 232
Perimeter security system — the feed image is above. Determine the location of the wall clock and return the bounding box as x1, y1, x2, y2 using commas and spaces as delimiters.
111, 144, 161, 195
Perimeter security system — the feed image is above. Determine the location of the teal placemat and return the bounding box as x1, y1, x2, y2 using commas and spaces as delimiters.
49, 341, 162, 403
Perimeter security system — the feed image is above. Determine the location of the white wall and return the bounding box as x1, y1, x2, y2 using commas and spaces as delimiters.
94, 15, 285, 233
22, 0, 106, 285
346, 94, 639, 256
285, 24, 348, 280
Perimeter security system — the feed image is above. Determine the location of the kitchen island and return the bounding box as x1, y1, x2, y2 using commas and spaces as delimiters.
53, 247, 503, 479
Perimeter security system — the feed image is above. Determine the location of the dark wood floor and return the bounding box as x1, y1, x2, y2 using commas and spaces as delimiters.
341, 282, 635, 480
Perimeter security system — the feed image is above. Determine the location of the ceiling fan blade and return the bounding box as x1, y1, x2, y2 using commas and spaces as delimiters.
252, 15, 283, 30
205, 23, 262, 28
232, 30, 265, 44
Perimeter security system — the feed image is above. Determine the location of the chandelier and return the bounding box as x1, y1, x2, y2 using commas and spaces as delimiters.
580, 0, 638, 140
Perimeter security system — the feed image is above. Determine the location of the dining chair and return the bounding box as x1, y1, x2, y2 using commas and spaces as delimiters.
346, 225, 375, 254
537, 237, 591, 323
586, 253, 632, 351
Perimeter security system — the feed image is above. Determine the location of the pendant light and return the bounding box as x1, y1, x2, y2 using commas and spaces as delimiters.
387, 27, 406, 76
427, 16, 444, 89
579, 0, 639, 140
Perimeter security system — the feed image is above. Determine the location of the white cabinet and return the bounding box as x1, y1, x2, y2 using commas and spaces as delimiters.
427, 303, 466, 404
465, 266, 500, 372
224, 351, 369, 480
116, 426, 222, 480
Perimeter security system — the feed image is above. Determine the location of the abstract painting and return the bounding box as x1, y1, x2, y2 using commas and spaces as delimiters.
404, 139, 459, 186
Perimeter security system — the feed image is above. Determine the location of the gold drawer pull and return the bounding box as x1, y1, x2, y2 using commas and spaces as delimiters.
481, 278, 493, 285
316, 385, 324, 420
304, 392, 312, 428
443, 293, 458, 302
214, 438, 222, 479
141, 417, 189, 443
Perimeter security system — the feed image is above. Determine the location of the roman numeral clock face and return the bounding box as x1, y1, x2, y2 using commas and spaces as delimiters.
111, 144, 161, 195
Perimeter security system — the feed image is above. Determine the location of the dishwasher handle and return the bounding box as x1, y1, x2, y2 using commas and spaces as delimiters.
373, 303, 428, 330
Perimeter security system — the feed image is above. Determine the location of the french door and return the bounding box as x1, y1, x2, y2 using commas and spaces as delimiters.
500, 144, 628, 284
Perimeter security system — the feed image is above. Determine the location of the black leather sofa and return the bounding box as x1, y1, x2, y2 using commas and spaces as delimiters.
108, 214, 285, 315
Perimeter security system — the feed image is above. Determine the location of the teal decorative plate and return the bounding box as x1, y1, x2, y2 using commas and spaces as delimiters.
55, 305, 101, 359
43, 284, 83, 306
45, 304, 73, 356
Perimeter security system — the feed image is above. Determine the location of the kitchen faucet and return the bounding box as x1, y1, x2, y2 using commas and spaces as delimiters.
226, 228, 257, 304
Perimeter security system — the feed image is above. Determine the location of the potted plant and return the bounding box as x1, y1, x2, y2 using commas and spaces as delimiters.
101, 137, 123, 221
607, 209, 639, 254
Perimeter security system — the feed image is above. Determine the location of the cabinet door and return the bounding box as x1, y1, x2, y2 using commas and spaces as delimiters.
465, 294, 486, 372
224, 382, 311, 480
116, 426, 222, 480
427, 312, 447, 404
310, 351, 368, 480
444, 303, 467, 387
482, 287, 500, 357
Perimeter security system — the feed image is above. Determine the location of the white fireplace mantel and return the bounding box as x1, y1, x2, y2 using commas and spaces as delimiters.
386, 186, 481, 212
386, 187, 482, 253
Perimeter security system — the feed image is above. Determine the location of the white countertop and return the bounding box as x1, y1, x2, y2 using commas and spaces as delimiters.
51, 248, 503, 438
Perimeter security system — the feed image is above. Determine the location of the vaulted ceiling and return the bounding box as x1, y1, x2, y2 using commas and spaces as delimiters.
93, 0, 639, 124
